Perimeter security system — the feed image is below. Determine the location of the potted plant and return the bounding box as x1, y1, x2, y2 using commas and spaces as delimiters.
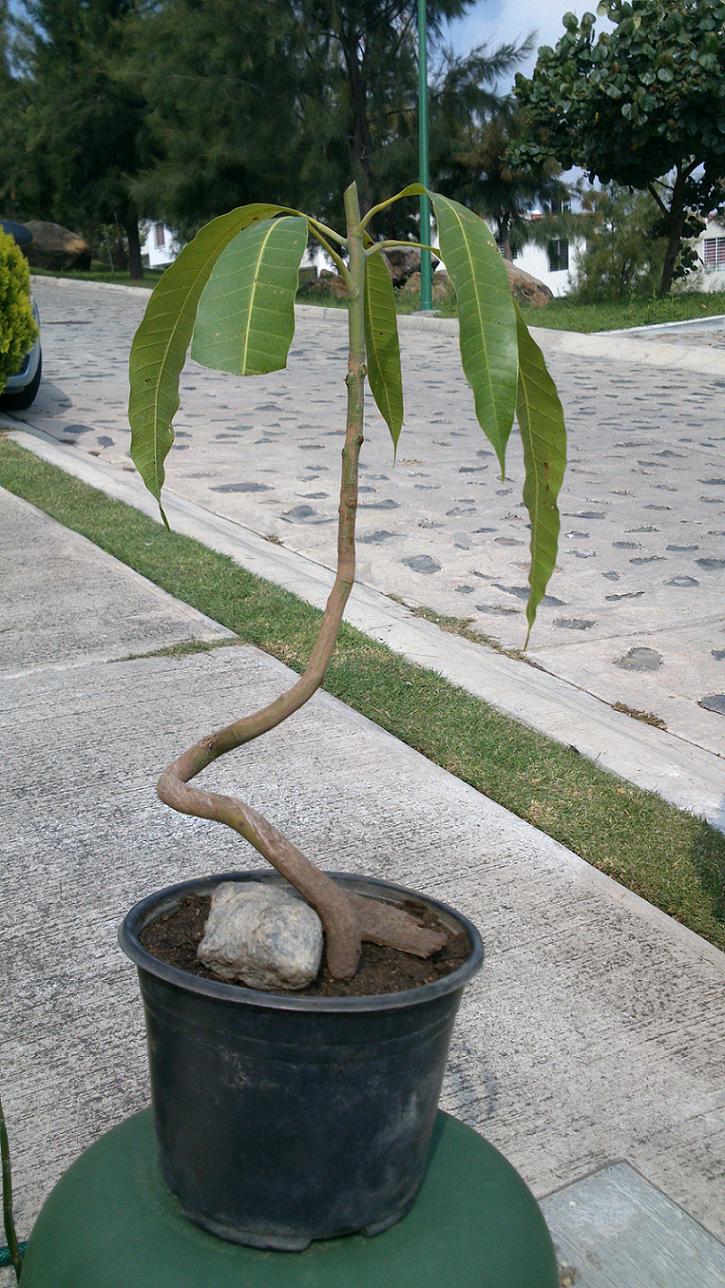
120, 180, 566, 1251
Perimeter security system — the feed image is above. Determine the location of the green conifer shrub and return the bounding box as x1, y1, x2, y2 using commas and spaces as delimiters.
0, 229, 37, 394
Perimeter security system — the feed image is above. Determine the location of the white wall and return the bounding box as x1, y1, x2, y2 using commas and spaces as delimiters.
513, 238, 583, 297
141, 223, 182, 269
689, 218, 725, 292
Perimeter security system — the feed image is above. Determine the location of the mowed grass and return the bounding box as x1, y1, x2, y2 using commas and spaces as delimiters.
520, 291, 725, 333
1, 437, 723, 948
32, 266, 163, 288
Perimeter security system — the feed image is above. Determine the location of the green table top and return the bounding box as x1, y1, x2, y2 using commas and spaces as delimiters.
20, 1109, 559, 1287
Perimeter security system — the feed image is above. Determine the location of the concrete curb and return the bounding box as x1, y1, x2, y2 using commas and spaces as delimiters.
31, 274, 153, 299
606, 313, 725, 336
34, 276, 725, 376
530, 324, 725, 377
7, 423, 724, 833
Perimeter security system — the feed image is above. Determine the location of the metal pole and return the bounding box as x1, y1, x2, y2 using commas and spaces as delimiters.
417, 0, 432, 311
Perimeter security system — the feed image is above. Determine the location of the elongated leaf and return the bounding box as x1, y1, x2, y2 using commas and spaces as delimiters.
129, 202, 282, 520
364, 251, 404, 451
191, 216, 307, 376
428, 191, 518, 474
514, 303, 567, 644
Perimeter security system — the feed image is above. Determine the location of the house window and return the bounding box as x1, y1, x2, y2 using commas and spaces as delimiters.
547, 238, 569, 272
153, 223, 166, 249
703, 237, 725, 271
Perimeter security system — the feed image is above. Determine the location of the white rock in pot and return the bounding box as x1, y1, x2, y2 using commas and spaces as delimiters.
198, 881, 323, 991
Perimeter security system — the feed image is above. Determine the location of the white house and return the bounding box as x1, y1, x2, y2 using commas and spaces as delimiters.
141, 221, 182, 269
512, 212, 725, 297
513, 231, 577, 298
695, 217, 725, 290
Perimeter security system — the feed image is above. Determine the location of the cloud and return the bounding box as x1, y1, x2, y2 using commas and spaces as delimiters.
446, 1, 608, 83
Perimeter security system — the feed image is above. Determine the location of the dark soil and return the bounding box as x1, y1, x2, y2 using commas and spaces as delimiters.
140, 892, 471, 997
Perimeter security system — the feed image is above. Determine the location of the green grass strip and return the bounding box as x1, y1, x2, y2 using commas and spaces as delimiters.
519, 291, 725, 333
1, 437, 723, 948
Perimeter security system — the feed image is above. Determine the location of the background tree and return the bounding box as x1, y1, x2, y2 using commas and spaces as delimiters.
129, 0, 305, 236
132, 0, 528, 240
513, 0, 725, 296
443, 104, 572, 259
0, 1, 33, 217
16, 0, 148, 276
295, 0, 530, 235
571, 184, 668, 301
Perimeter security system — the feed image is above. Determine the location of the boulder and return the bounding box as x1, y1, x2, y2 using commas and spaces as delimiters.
401, 270, 453, 305
197, 881, 323, 991
503, 259, 553, 309
24, 221, 91, 271
382, 247, 439, 286
308, 271, 348, 299
298, 265, 318, 287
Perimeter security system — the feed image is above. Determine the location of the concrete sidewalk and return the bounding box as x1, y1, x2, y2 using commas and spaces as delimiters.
1, 487, 724, 1283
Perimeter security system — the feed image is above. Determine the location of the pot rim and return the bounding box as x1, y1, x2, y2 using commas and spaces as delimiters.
119, 870, 484, 1013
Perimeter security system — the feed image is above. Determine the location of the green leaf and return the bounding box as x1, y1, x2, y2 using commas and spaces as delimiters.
364, 251, 404, 451
428, 191, 518, 474
191, 216, 307, 376
129, 203, 282, 520
514, 304, 567, 646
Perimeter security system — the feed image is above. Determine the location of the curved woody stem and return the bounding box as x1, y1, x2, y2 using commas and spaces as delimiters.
156, 182, 443, 979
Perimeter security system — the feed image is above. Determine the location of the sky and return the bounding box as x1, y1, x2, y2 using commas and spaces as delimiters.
446, 0, 608, 84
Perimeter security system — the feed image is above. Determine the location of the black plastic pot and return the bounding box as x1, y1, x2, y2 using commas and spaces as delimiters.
119, 871, 484, 1251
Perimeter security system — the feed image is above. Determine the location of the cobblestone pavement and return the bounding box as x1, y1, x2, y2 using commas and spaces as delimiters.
15, 282, 725, 756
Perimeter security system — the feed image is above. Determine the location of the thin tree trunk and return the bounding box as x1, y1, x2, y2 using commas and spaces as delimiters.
657, 170, 687, 297
330, 2, 374, 212
155, 184, 444, 978
498, 214, 514, 261
125, 214, 143, 280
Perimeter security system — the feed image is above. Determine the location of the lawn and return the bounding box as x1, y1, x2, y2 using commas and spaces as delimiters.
520, 291, 725, 333
1, 437, 723, 950
31, 265, 164, 288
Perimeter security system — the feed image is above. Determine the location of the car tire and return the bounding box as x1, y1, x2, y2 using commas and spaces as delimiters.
0, 350, 42, 410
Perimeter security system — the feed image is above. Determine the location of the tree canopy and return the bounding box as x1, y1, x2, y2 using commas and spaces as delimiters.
3, 0, 546, 266
514, 0, 725, 294
442, 104, 571, 259
131, 0, 529, 239
15, 0, 148, 274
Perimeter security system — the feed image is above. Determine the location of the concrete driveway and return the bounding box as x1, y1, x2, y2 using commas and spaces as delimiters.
11, 280, 725, 760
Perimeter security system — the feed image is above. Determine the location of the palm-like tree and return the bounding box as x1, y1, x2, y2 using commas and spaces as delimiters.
449, 106, 573, 260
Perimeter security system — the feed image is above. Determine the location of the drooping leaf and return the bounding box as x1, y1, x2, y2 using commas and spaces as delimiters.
191, 216, 308, 376
129, 203, 282, 521
364, 251, 404, 451
427, 191, 518, 475
514, 303, 567, 645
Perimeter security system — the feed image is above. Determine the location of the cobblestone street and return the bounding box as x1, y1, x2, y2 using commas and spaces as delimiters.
15, 281, 725, 755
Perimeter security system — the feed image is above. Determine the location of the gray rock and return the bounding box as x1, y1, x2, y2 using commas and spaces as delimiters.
699, 694, 725, 715
402, 554, 441, 574
616, 647, 663, 672
197, 882, 323, 991
211, 482, 271, 493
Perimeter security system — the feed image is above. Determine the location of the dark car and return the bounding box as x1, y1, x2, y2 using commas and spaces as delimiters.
1, 218, 42, 410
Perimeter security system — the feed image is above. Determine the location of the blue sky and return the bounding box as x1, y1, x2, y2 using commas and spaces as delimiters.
446, 1, 606, 84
